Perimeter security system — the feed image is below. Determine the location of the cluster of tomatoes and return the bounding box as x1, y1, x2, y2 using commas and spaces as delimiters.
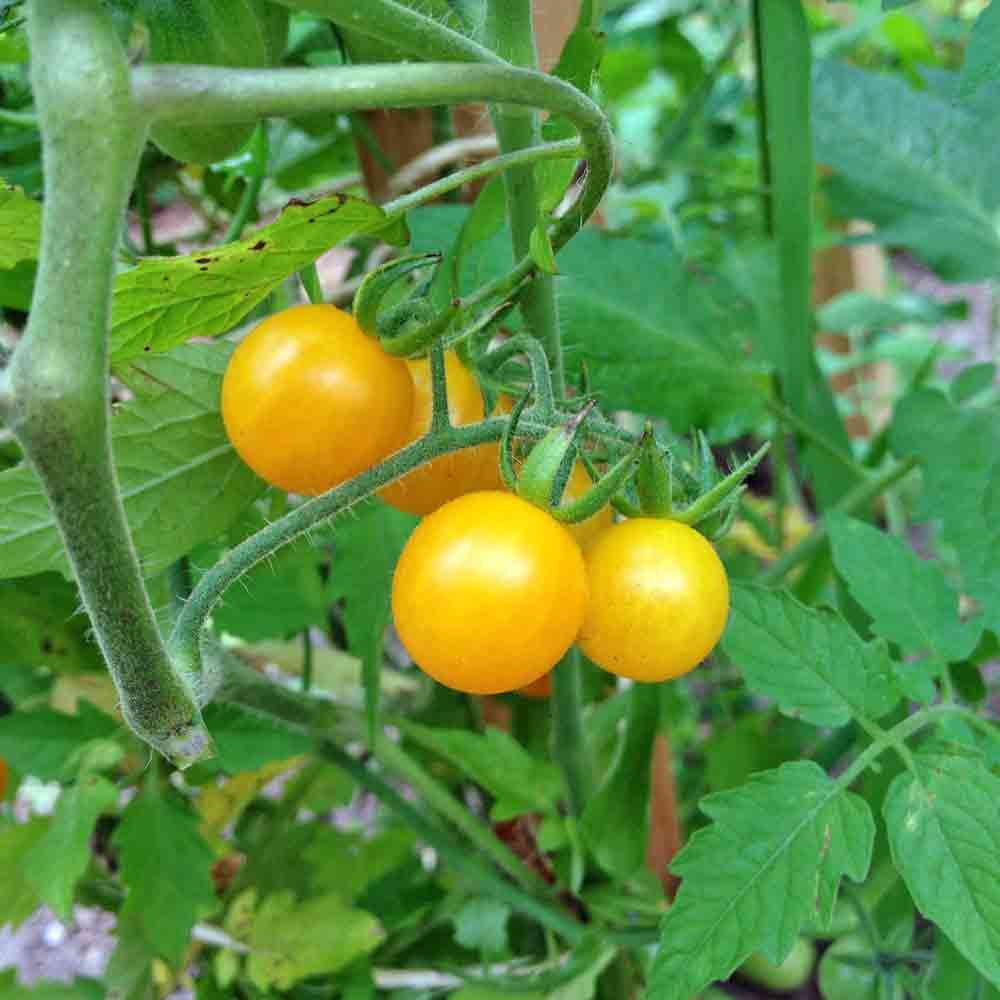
222, 304, 729, 696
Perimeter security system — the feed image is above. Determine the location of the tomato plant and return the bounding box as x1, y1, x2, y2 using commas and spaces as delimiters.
392, 490, 587, 694
1, 2, 998, 999
221, 303, 414, 495
578, 518, 729, 682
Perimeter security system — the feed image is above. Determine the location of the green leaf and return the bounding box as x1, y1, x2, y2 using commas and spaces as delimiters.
556, 231, 767, 438
704, 709, 812, 793
552, 25, 603, 96
0, 573, 103, 673
0, 343, 266, 580
402, 723, 563, 819
816, 291, 964, 332
246, 891, 384, 991
452, 898, 510, 957
105, 902, 157, 1000
721, 585, 899, 727
648, 762, 875, 1000
884, 753, 1000, 988
890, 389, 1000, 633
328, 500, 418, 742
0, 180, 42, 267
0, 978, 105, 1000
528, 221, 558, 275
0, 701, 118, 780
201, 702, 314, 773
951, 363, 996, 404
0, 259, 37, 310
0, 818, 48, 929
827, 513, 981, 666
581, 683, 658, 880
110, 193, 396, 363
303, 827, 415, 901
27, 774, 118, 919
113, 787, 217, 966
813, 59, 1000, 281
959, 0, 1000, 97
925, 934, 1000, 1000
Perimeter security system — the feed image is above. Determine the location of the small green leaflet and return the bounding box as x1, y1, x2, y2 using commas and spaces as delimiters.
113, 788, 217, 967
0, 819, 49, 929
721, 585, 899, 727
110, 193, 406, 363
648, 762, 875, 1000
884, 753, 1000, 988
201, 702, 314, 773
27, 774, 118, 919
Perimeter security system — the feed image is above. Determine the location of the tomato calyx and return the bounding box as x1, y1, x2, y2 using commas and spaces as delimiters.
353, 251, 442, 337
501, 397, 644, 527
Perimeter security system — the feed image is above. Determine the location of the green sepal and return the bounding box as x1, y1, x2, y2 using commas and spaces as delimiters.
379, 300, 457, 358
675, 442, 770, 528
353, 251, 442, 336
499, 390, 531, 491
516, 404, 593, 510
552, 428, 646, 526
578, 447, 641, 519
636, 427, 673, 517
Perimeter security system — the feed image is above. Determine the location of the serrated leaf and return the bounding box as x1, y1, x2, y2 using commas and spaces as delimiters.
827, 513, 981, 666
401, 722, 563, 818
884, 753, 1000, 987
27, 773, 118, 919
0, 181, 42, 268
0, 343, 266, 580
110, 193, 397, 363
201, 702, 313, 773
303, 827, 415, 901
648, 762, 875, 1000
813, 59, 1000, 281
328, 500, 418, 741
0, 818, 48, 929
556, 230, 767, 438
0, 701, 118, 780
113, 788, 217, 966
890, 389, 1000, 633
246, 891, 384, 990
721, 585, 899, 727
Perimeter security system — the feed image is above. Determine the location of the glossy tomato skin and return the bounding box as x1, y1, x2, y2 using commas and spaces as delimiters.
221, 304, 414, 496
392, 491, 588, 694
578, 518, 729, 682
378, 351, 492, 516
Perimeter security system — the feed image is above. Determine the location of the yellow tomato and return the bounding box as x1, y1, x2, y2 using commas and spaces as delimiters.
221, 304, 414, 495
578, 519, 729, 682
392, 491, 588, 694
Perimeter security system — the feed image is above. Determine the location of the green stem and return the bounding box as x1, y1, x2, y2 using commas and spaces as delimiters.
132, 61, 613, 298
320, 739, 586, 944
760, 457, 918, 586
223, 124, 268, 243
0, 107, 38, 128
551, 648, 593, 816
383, 138, 583, 218
170, 417, 519, 674
273, 0, 503, 64
765, 398, 867, 481
484, 0, 565, 393
4, 0, 210, 767
300, 629, 313, 693
376, 733, 548, 892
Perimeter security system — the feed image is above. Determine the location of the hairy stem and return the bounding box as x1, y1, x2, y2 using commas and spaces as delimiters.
551, 648, 593, 816
5, 0, 210, 767
484, 0, 565, 392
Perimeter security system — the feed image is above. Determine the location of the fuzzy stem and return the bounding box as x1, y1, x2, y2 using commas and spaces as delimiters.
5, 0, 210, 767
551, 648, 593, 816
484, 0, 565, 392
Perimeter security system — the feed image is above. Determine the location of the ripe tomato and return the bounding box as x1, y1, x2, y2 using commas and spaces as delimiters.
221, 304, 414, 496
392, 491, 588, 694
378, 351, 492, 516
578, 519, 729, 682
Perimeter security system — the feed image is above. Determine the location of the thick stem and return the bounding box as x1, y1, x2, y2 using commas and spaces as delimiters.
6, 0, 210, 767
132, 61, 614, 274
551, 648, 593, 816
484, 0, 565, 392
